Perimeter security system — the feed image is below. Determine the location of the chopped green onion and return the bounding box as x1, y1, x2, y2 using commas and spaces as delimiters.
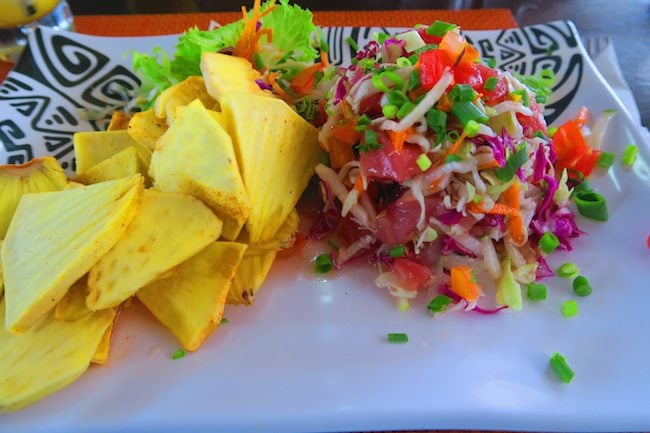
571, 181, 592, 196
426, 108, 447, 131
376, 32, 389, 44
561, 300, 579, 317
597, 151, 616, 168
445, 154, 463, 164
315, 253, 334, 274
397, 298, 410, 312
539, 231, 560, 254
413, 43, 439, 54
387, 333, 409, 343
382, 104, 399, 119
383, 70, 405, 89
358, 58, 375, 72
408, 70, 421, 91
510, 89, 530, 107
423, 226, 438, 242
556, 262, 580, 278
486, 58, 497, 68
346, 36, 359, 51
550, 352, 575, 383
547, 126, 558, 137
426, 20, 457, 36
573, 190, 608, 222
463, 119, 481, 138
450, 101, 489, 125
449, 84, 477, 102
572, 275, 593, 297
447, 130, 460, 142
389, 245, 406, 258
396, 57, 411, 68
427, 294, 452, 313
220, 318, 230, 324
533, 130, 547, 140
526, 283, 547, 301
416, 153, 432, 171
171, 348, 185, 360
622, 144, 638, 166
408, 53, 420, 65
354, 114, 372, 131
387, 90, 409, 106
359, 129, 381, 152
495, 145, 528, 182
483, 76, 499, 91
396, 101, 416, 120
371, 74, 391, 93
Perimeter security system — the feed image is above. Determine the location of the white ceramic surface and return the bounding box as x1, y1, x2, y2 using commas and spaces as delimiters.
1, 22, 650, 433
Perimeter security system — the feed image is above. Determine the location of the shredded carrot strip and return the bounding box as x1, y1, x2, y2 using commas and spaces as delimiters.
340, 99, 354, 119
291, 63, 323, 95
467, 202, 519, 216
477, 159, 500, 170
233, 0, 276, 62
429, 176, 443, 191
388, 128, 410, 154
353, 176, 364, 192
268, 72, 292, 101
502, 182, 525, 245
430, 130, 468, 170
320, 51, 329, 67
450, 265, 480, 302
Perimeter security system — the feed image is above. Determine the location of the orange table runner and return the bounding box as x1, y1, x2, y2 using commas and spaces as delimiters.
0, 9, 515, 80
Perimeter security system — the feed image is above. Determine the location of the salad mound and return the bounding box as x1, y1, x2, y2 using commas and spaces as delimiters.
311, 23, 605, 313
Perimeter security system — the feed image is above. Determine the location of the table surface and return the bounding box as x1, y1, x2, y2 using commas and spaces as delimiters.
66, 0, 650, 128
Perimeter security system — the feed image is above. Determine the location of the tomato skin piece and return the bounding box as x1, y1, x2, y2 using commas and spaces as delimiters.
391, 258, 432, 291
419, 50, 453, 90
551, 118, 600, 178
416, 27, 442, 45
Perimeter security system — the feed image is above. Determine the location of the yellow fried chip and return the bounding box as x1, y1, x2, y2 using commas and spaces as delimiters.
137, 241, 246, 351
74, 147, 143, 185
154, 76, 215, 125
2, 175, 143, 333
0, 300, 115, 412
91, 314, 116, 365
73, 130, 152, 174
0, 156, 67, 239
54, 278, 91, 322
0, 241, 3, 300
200, 52, 268, 102
150, 99, 249, 241
107, 111, 131, 131
227, 209, 299, 305
222, 92, 323, 243
127, 109, 167, 152
86, 189, 223, 310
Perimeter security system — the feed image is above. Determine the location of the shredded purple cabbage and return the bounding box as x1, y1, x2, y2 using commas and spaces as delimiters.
255, 79, 272, 91
441, 236, 477, 257
356, 40, 379, 60
535, 256, 555, 280
335, 76, 348, 103
437, 210, 462, 225
477, 214, 506, 230
438, 284, 462, 303
471, 304, 508, 315
532, 144, 547, 182
536, 174, 559, 217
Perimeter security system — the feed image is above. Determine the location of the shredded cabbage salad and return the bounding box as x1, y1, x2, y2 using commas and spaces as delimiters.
309, 23, 611, 314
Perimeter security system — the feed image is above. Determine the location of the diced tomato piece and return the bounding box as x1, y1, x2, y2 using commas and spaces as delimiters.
453, 62, 483, 88
360, 134, 421, 183
516, 98, 547, 137
391, 258, 432, 291
454, 63, 507, 105
416, 27, 442, 45
419, 49, 453, 90
375, 194, 444, 246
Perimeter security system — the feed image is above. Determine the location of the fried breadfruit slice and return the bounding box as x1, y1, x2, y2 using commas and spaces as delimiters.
154, 76, 215, 125
74, 147, 142, 185
2, 175, 143, 333
0, 300, 115, 412
150, 99, 249, 241
0, 156, 67, 239
107, 111, 131, 131
0, 241, 3, 300
127, 109, 167, 152
221, 92, 323, 243
137, 241, 246, 351
200, 52, 268, 102
54, 277, 92, 322
86, 189, 223, 310
74, 130, 152, 175
91, 313, 117, 365
227, 209, 299, 305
